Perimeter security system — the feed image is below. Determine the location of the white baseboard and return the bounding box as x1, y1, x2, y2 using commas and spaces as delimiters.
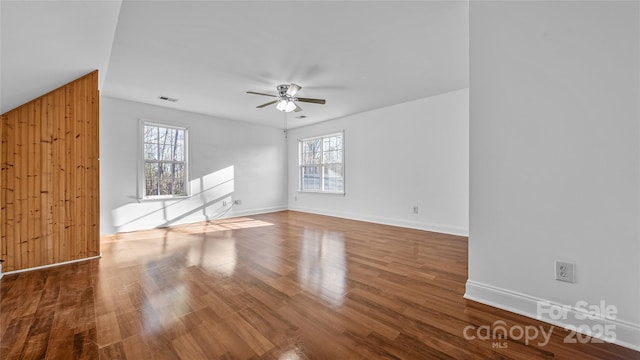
1, 254, 102, 276
288, 205, 469, 237
104, 204, 465, 237
464, 280, 640, 352
228, 205, 288, 218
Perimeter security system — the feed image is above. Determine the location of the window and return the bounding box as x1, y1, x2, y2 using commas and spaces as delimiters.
142, 123, 188, 197
299, 132, 344, 193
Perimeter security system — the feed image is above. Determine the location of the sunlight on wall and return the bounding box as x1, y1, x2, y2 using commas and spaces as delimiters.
111, 165, 235, 233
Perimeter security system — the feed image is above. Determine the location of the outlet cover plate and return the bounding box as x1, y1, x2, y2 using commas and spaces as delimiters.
555, 261, 575, 283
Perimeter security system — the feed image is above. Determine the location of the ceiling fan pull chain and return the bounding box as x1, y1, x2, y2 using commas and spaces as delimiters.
283, 112, 288, 138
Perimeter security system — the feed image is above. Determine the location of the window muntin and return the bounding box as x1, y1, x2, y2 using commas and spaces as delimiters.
299, 132, 344, 193
142, 123, 188, 197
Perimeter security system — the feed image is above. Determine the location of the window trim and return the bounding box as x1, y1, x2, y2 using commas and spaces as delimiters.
138, 119, 190, 200
298, 131, 345, 195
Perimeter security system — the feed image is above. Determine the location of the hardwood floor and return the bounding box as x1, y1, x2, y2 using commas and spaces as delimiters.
1, 211, 638, 359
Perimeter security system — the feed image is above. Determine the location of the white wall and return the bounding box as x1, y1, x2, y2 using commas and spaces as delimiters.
100, 96, 287, 234
467, 1, 640, 350
287, 88, 469, 236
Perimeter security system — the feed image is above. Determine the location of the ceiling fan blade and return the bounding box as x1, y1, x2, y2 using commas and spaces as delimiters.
247, 91, 276, 97
293, 103, 303, 112
296, 97, 326, 105
286, 83, 302, 97
256, 100, 278, 108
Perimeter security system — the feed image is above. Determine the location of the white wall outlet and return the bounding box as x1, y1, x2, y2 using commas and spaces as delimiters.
413, 206, 419, 214
234, 200, 242, 205
222, 200, 227, 207
555, 261, 575, 283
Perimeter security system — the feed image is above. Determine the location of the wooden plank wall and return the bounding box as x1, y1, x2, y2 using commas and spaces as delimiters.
1, 71, 99, 272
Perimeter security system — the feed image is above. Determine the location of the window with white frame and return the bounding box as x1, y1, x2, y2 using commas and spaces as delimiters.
299, 132, 344, 193
142, 123, 188, 197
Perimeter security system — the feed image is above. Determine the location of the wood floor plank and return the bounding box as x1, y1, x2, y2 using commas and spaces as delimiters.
120, 334, 152, 360
1, 314, 33, 358
224, 312, 275, 356
98, 341, 127, 360
171, 333, 208, 360
96, 312, 121, 347
189, 323, 230, 359
1, 211, 639, 359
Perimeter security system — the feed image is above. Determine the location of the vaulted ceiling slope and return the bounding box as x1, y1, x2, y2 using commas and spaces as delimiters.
1, 1, 468, 128
0, 0, 122, 114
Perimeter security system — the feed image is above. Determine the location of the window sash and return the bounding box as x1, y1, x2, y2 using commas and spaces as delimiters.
299, 132, 344, 193
141, 121, 188, 198
144, 161, 187, 196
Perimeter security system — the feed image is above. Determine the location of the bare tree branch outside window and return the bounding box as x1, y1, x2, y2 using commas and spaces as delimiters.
143, 124, 187, 197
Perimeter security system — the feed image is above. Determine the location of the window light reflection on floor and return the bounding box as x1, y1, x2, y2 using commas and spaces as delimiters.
298, 229, 347, 308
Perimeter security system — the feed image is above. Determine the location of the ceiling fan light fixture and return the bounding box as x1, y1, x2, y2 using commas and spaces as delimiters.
276, 99, 296, 112
247, 83, 325, 113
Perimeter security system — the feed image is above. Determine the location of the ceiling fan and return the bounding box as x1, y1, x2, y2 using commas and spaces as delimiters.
247, 83, 326, 113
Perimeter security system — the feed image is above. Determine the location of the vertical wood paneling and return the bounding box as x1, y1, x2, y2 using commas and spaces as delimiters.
0, 113, 3, 268
0, 113, 6, 268
28, 99, 41, 268
41, 93, 54, 265
18, 105, 28, 268
88, 94, 99, 257
0, 71, 99, 272
3, 112, 16, 269
53, 87, 65, 265
65, 83, 74, 262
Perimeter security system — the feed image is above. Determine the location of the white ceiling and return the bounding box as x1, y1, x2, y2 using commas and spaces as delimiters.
2, 1, 468, 129
0, 0, 122, 113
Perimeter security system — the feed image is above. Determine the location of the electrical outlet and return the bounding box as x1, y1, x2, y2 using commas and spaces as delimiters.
222, 200, 227, 207
234, 200, 242, 205
413, 206, 419, 214
555, 261, 575, 283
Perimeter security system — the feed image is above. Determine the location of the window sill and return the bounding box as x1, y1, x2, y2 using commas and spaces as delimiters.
139, 195, 190, 201
298, 191, 345, 196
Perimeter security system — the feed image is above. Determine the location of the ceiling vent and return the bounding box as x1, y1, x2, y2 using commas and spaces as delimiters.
159, 96, 178, 102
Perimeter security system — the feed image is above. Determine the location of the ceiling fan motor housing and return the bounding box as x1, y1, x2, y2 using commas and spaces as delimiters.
277, 84, 290, 97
